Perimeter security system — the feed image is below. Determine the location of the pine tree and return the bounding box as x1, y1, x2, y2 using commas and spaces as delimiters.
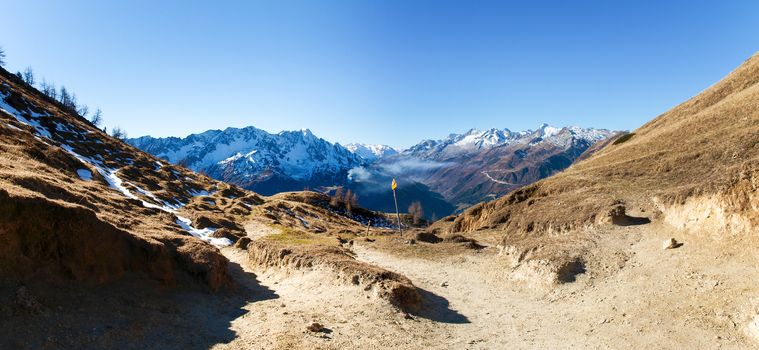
0, 46, 5, 66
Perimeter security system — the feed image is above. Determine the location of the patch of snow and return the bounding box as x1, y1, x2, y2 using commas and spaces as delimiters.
60, 144, 229, 247
133, 185, 162, 203
295, 215, 310, 228
189, 189, 212, 197
175, 216, 231, 246
4, 122, 21, 131
76, 169, 93, 181
0, 92, 52, 139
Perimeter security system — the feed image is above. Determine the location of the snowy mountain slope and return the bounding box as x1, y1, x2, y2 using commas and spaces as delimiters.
128, 127, 364, 195
345, 143, 398, 161
401, 123, 613, 160
361, 124, 617, 208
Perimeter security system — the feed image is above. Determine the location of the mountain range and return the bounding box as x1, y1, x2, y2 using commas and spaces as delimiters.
129, 123, 616, 217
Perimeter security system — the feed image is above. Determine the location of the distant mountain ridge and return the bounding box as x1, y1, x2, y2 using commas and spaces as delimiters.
129, 123, 616, 216
401, 123, 612, 160
128, 127, 363, 195
360, 123, 617, 209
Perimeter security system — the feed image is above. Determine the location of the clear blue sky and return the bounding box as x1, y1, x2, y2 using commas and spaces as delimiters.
1, 1, 757, 148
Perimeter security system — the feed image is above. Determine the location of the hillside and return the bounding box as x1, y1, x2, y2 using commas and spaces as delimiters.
447, 53, 759, 273
0, 71, 243, 289
0, 61, 414, 295
0, 64, 433, 349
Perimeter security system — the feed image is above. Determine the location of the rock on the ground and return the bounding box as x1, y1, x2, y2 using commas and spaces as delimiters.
663, 238, 678, 250
235, 237, 252, 249
307, 322, 324, 332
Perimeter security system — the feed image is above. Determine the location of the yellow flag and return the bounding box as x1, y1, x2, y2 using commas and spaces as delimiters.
391, 178, 397, 191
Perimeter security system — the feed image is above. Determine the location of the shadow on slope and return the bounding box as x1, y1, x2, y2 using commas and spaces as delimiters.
409, 287, 470, 324
0, 269, 278, 350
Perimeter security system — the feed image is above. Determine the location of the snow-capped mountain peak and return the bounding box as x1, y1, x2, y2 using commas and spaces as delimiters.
127, 127, 363, 194
345, 143, 399, 161
536, 123, 562, 138
454, 128, 514, 149
402, 123, 615, 160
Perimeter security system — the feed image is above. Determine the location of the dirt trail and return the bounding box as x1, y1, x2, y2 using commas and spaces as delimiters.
353, 224, 759, 349
217, 222, 759, 349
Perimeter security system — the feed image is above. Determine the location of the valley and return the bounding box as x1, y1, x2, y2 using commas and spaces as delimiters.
129, 124, 615, 218
1, 11, 758, 349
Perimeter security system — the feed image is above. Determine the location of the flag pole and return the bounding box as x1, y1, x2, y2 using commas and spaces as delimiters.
392, 179, 402, 237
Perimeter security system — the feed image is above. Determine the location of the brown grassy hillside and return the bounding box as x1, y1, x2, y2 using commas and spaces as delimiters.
451, 52, 759, 249
0, 67, 390, 290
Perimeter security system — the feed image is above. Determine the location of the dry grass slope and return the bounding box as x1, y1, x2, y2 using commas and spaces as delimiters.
446, 53, 759, 284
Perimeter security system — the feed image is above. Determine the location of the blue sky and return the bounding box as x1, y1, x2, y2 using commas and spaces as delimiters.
1, 1, 757, 148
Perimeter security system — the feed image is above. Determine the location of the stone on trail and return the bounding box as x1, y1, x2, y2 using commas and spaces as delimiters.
307, 322, 324, 333
663, 238, 678, 250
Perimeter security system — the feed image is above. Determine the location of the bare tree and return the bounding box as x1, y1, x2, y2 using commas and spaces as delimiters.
330, 187, 343, 207
69, 93, 78, 111
59, 86, 72, 107
40, 79, 57, 99
350, 192, 359, 208
111, 126, 127, 140
58, 87, 79, 112
22, 66, 34, 86
344, 189, 354, 213
77, 104, 89, 118
408, 201, 424, 225
0, 46, 5, 66
90, 108, 103, 127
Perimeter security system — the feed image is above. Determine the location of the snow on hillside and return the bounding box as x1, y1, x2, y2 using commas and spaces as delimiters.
1, 88, 230, 247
